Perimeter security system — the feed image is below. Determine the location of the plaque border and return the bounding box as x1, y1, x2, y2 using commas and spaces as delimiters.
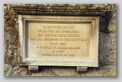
19, 15, 99, 67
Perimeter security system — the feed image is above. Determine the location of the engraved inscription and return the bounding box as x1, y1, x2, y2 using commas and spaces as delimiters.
27, 22, 91, 58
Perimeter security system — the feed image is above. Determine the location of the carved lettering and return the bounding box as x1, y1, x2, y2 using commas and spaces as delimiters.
27, 23, 90, 58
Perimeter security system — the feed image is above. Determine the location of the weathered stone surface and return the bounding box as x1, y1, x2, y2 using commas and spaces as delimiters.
99, 32, 116, 66
4, 4, 116, 76
4, 64, 28, 76
108, 13, 116, 32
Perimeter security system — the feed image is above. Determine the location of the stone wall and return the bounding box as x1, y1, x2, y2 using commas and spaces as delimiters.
4, 4, 116, 76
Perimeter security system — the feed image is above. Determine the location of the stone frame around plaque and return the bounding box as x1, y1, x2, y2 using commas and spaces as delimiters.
18, 15, 99, 67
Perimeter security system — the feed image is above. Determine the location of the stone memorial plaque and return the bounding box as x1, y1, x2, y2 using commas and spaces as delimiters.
19, 16, 99, 67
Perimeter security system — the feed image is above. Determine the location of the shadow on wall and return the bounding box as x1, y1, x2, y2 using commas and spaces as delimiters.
99, 32, 111, 67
